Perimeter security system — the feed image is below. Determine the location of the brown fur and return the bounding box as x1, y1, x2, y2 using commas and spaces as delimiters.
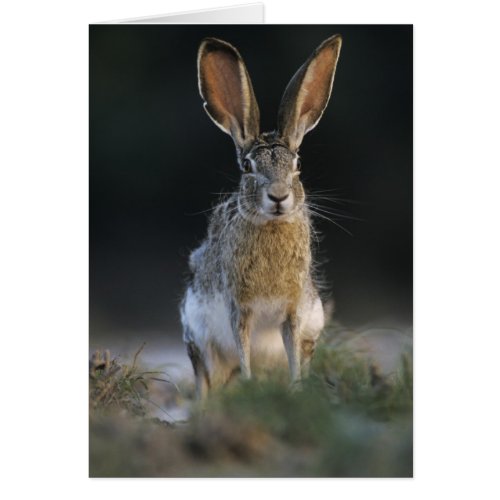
229, 210, 310, 305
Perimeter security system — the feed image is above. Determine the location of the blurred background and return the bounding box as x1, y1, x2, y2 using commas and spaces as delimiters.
90, 25, 412, 351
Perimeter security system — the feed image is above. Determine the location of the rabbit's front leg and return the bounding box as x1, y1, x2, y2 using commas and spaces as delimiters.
231, 303, 253, 379
282, 314, 302, 383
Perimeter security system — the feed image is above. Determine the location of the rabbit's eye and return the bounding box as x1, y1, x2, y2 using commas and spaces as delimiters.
242, 159, 252, 173
296, 158, 302, 171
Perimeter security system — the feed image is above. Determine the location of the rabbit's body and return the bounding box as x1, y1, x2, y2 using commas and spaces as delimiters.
181, 35, 342, 398
181, 193, 324, 388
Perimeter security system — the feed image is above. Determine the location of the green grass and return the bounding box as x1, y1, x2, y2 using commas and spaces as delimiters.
89, 331, 413, 477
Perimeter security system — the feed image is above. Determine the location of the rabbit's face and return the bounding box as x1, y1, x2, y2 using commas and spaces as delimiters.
238, 138, 305, 222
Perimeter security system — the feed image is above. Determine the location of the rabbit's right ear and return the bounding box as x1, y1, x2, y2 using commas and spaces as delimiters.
198, 38, 260, 151
277, 35, 342, 152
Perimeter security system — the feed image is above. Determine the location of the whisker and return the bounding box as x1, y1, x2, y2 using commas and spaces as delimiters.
184, 206, 219, 216
306, 206, 353, 236
306, 203, 363, 222
186, 192, 256, 217
306, 195, 363, 206
306, 188, 344, 194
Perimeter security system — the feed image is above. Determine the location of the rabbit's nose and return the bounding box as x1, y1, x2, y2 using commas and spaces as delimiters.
267, 184, 290, 203
268, 192, 289, 203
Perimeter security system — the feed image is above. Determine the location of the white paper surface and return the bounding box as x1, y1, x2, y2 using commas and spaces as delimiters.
101, 3, 265, 24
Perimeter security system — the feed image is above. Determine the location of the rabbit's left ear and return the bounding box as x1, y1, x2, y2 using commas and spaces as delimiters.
277, 35, 342, 151
198, 38, 260, 151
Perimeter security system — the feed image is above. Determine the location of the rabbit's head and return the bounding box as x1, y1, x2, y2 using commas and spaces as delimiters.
198, 35, 342, 223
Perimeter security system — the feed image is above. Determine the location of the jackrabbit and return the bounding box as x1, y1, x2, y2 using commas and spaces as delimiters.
181, 35, 342, 399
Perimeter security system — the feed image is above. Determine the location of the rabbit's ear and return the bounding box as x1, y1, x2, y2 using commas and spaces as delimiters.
277, 35, 342, 151
198, 38, 260, 151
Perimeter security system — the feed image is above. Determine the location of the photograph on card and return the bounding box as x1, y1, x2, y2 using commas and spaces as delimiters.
89, 24, 412, 477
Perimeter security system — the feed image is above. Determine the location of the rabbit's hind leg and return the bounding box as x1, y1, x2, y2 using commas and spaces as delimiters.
186, 338, 211, 401
298, 294, 325, 378
300, 338, 316, 378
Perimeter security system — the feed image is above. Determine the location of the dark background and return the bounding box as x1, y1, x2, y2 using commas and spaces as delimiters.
90, 25, 412, 341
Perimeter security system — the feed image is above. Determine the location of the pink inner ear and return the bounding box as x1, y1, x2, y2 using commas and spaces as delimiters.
298, 47, 336, 119
203, 51, 244, 128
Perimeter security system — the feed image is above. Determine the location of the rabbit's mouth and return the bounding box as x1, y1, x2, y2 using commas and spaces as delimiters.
265, 206, 296, 221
